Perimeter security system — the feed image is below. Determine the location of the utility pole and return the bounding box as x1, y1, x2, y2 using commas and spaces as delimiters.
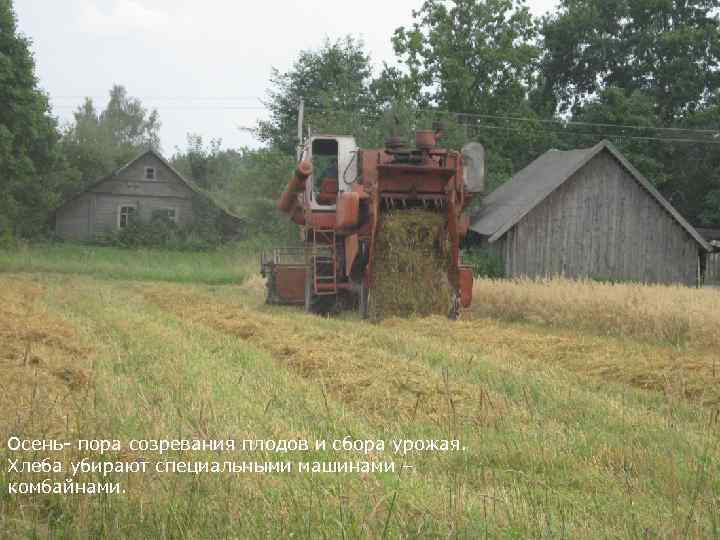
296, 99, 304, 161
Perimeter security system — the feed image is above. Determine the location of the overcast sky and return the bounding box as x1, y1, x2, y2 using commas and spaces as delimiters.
15, 0, 559, 155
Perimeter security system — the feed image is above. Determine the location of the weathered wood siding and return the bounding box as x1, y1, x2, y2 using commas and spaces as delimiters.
55, 153, 196, 240
706, 253, 720, 286
495, 152, 700, 285
92, 194, 194, 234
55, 195, 92, 240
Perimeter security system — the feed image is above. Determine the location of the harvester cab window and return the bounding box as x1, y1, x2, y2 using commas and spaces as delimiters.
311, 138, 339, 206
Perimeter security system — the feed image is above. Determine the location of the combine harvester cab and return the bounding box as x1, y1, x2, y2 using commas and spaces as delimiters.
261, 127, 485, 319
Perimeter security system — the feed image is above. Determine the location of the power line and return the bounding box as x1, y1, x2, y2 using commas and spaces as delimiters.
300, 106, 720, 145
48, 98, 720, 144
414, 109, 718, 134
302, 105, 720, 137
49, 95, 720, 133
51, 97, 720, 135
52, 95, 263, 101
435, 110, 720, 135
51, 105, 268, 111
464, 121, 720, 145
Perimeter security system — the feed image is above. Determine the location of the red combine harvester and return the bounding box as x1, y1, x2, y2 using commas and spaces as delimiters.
260, 122, 485, 318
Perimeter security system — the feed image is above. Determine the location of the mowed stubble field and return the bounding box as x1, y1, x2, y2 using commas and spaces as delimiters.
0, 245, 719, 539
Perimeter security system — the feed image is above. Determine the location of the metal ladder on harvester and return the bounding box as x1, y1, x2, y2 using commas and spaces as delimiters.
312, 229, 337, 295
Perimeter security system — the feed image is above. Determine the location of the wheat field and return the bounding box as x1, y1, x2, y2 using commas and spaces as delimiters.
0, 247, 719, 538
473, 277, 720, 349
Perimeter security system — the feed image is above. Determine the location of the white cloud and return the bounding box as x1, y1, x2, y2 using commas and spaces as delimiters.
78, 0, 171, 34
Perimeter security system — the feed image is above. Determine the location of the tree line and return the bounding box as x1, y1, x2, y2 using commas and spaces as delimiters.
2, 0, 720, 246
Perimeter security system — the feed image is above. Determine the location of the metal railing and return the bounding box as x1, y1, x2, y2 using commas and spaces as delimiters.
260, 247, 306, 267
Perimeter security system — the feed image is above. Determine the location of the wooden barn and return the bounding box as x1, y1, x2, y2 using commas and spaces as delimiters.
697, 228, 720, 286
470, 140, 711, 286
706, 248, 720, 287
55, 149, 241, 241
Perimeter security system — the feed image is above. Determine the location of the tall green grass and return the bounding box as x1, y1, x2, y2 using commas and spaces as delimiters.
0, 241, 273, 284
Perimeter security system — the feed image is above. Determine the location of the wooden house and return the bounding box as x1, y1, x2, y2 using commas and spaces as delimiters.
54, 149, 241, 241
470, 140, 711, 285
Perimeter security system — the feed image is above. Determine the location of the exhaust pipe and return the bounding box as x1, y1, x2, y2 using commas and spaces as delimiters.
278, 160, 313, 213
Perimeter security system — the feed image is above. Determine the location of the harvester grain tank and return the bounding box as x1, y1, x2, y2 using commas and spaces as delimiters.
261, 123, 485, 318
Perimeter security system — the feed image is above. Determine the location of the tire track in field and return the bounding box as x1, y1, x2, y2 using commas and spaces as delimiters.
141, 284, 493, 426
142, 282, 720, 411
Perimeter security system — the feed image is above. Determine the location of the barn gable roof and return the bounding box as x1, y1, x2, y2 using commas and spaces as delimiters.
470, 140, 710, 251
56, 148, 243, 221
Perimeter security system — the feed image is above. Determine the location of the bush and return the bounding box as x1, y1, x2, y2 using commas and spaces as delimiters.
99, 216, 217, 251
0, 228, 17, 251
462, 247, 504, 278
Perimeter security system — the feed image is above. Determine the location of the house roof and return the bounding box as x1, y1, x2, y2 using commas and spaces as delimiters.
470, 140, 710, 252
56, 148, 243, 221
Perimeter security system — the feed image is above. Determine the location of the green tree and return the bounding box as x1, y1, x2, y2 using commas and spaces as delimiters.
256, 36, 378, 153
540, 0, 720, 120
0, 0, 66, 238
172, 134, 227, 190
671, 102, 720, 223
101, 85, 160, 149
60, 85, 161, 195
388, 0, 550, 187
540, 0, 720, 223
563, 87, 669, 182
171, 136, 297, 240
225, 148, 297, 239
701, 189, 720, 225
391, 0, 540, 114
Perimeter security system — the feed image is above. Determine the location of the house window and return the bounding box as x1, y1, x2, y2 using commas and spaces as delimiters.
118, 206, 137, 229
145, 167, 156, 180
152, 208, 178, 224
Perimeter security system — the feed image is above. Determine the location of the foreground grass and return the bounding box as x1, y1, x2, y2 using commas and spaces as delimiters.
0, 242, 261, 284
1, 271, 719, 538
